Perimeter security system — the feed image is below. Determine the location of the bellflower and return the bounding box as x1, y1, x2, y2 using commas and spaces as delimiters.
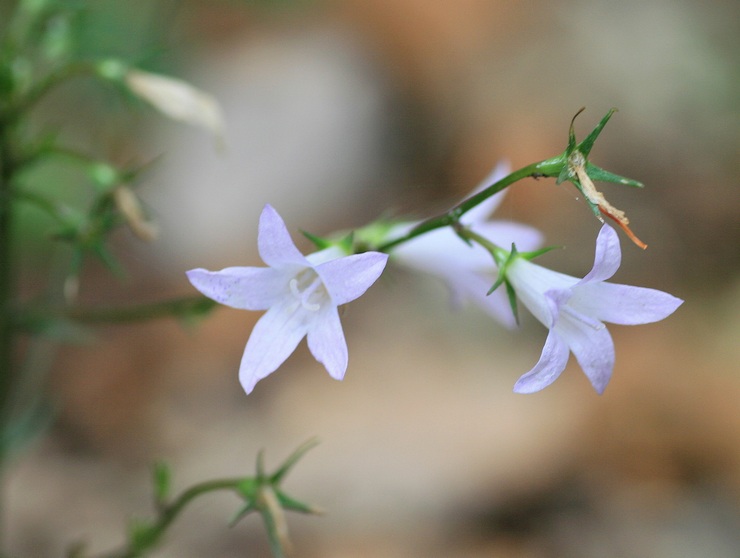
390, 162, 543, 327
507, 224, 683, 394
187, 204, 388, 394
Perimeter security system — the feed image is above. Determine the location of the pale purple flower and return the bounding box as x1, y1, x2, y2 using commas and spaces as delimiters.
187, 204, 388, 394
508, 224, 683, 394
390, 161, 543, 327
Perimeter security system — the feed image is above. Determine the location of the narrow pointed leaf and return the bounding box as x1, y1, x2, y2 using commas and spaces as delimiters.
578, 107, 617, 156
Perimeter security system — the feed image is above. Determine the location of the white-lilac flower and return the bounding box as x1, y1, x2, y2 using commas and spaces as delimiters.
390, 162, 543, 327
187, 204, 388, 394
507, 224, 683, 394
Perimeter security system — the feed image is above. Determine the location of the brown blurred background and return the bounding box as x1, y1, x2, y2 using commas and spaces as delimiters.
8, 0, 740, 556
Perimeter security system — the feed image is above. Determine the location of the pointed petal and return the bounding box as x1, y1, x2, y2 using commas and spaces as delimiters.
462, 160, 511, 224
315, 252, 388, 306
581, 225, 621, 283
258, 205, 309, 269
306, 306, 348, 380
571, 282, 684, 325
513, 330, 570, 393
186, 267, 286, 310
239, 302, 308, 394
556, 313, 614, 394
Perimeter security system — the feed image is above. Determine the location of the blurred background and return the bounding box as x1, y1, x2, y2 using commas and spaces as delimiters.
6, 0, 740, 556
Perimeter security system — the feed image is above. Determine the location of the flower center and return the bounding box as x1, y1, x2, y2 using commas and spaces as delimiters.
289, 270, 325, 312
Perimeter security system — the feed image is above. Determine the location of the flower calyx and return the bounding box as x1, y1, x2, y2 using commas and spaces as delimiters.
538, 108, 647, 249
232, 439, 322, 557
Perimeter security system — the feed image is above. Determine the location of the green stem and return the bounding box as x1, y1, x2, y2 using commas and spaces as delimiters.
95, 478, 244, 558
0, 83, 18, 555
17, 295, 217, 330
376, 159, 560, 253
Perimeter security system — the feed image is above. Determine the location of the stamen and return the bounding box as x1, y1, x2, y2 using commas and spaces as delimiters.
289, 275, 322, 311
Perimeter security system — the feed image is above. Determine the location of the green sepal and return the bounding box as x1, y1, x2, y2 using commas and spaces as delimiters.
504, 280, 519, 326
301, 230, 333, 250
275, 488, 322, 515
566, 107, 583, 154
577, 107, 617, 157
487, 244, 519, 296
518, 244, 562, 261
585, 161, 643, 188
270, 437, 319, 484
229, 501, 257, 527
152, 462, 172, 506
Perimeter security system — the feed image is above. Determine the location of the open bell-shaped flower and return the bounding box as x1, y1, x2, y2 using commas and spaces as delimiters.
187, 204, 388, 394
506, 224, 683, 394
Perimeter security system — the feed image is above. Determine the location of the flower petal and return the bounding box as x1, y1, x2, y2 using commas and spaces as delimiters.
581, 224, 621, 283
571, 282, 684, 325
513, 330, 570, 393
454, 271, 518, 328
393, 228, 493, 272
315, 252, 388, 306
475, 221, 544, 253
258, 205, 309, 269
306, 306, 348, 380
186, 267, 286, 310
238, 301, 309, 393
556, 313, 615, 394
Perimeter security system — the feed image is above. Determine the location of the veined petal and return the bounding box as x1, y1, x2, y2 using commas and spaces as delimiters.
581, 224, 621, 283
306, 306, 348, 380
186, 267, 286, 310
513, 330, 570, 393
455, 271, 518, 328
258, 205, 310, 269
462, 160, 511, 224
393, 228, 493, 273
475, 221, 544, 253
239, 301, 309, 393
316, 252, 388, 306
555, 313, 614, 394
571, 282, 684, 325
507, 259, 578, 326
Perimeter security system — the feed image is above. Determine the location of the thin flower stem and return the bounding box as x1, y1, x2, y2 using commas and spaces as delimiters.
375, 160, 556, 253
24, 295, 218, 326
93, 478, 244, 558
453, 224, 509, 267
